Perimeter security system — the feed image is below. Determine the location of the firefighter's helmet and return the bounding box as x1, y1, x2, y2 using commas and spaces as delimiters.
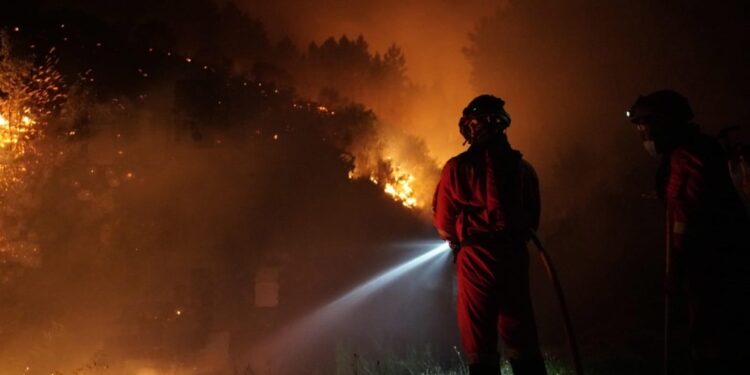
627, 90, 693, 125
459, 94, 511, 145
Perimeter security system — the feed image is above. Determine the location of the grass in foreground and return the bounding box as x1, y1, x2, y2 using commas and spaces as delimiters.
334, 345, 575, 375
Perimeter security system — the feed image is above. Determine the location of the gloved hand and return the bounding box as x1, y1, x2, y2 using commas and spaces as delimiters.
449, 240, 461, 263
664, 254, 685, 295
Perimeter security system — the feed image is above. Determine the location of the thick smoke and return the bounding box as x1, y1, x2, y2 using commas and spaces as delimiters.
231, 0, 499, 163
2, 0, 749, 374
465, 0, 750, 365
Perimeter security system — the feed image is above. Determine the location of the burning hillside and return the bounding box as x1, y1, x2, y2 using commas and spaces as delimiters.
0, 5, 443, 375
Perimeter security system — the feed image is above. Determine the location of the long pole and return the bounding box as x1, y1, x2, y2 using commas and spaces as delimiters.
664, 216, 672, 375
529, 231, 584, 375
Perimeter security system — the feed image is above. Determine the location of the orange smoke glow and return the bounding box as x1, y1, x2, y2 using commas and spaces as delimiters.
239, 0, 497, 165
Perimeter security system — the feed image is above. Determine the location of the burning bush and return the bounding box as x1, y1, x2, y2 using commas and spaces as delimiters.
0, 30, 66, 277
0, 11, 442, 373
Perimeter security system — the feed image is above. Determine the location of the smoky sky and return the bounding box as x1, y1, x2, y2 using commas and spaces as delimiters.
230, 0, 750, 170
231, 0, 496, 84
31, 0, 750, 165
230, 0, 501, 161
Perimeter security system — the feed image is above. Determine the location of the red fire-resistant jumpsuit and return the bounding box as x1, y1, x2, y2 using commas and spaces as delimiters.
433, 141, 542, 366
659, 134, 750, 365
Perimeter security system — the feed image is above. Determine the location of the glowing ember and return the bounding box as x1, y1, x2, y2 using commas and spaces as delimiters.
1, 33, 66, 269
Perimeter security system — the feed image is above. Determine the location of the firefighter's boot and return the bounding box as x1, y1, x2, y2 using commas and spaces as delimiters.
469, 363, 501, 375
509, 359, 547, 375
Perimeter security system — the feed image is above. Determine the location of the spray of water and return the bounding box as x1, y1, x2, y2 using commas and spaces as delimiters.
322, 242, 450, 311
248, 241, 451, 374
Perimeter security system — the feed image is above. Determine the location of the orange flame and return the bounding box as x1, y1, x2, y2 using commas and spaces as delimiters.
0, 112, 37, 151
383, 171, 418, 208
349, 165, 420, 209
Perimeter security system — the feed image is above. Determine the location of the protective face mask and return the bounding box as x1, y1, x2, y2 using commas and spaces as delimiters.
642, 140, 659, 158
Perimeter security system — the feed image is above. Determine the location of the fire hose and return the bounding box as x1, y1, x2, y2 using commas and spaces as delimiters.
663, 217, 672, 375
529, 231, 585, 375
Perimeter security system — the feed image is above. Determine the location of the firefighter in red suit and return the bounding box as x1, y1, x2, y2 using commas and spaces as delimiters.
628, 90, 750, 374
433, 95, 546, 375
